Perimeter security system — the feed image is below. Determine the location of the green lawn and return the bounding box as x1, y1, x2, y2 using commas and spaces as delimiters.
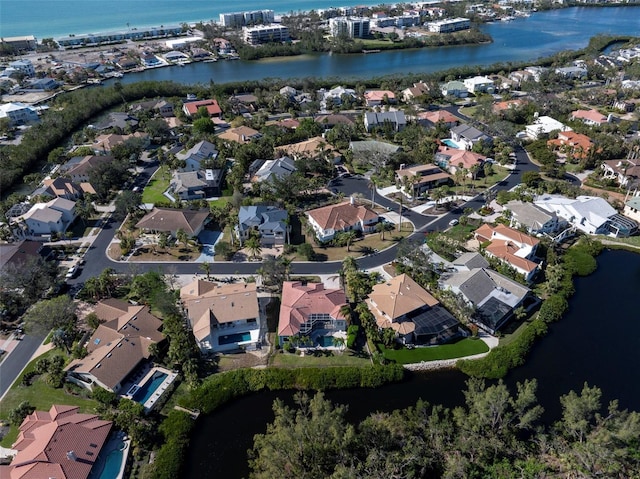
142, 165, 171, 204
208, 197, 231, 208
271, 350, 372, 368
595, 235, 640, 249
381, 338, 489, 364
0, 349, 98, 447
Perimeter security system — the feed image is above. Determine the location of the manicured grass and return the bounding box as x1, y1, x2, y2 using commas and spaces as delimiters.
208, 197, 231, 208
142, 165, 171, 204
596, 234, 640, 249
358, 38, 394, 48
0, 349, 98, 447
271, 351, 372, 368
381, 338, 489, 364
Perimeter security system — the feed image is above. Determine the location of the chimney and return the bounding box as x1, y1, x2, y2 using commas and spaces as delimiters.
66, 451, 78, 461
350, 196, 355, 205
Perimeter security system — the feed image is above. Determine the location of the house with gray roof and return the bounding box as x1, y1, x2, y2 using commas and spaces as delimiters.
135, 207, 210, 238
251, 156, 296, 183
440, 267, 531, 334
452, 252, 489, 271
92, 111, 139, 131
450, 124, 491, 150
176, 140, 219, 172
364, 111, 406, 132
170, 169, 224, 200
237, 205, 288, 247
504, 200, 560, 236
15, 198, 76, 237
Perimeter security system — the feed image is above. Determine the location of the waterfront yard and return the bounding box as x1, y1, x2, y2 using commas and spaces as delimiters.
270, 350, 372, 368
380, 338, 489, 364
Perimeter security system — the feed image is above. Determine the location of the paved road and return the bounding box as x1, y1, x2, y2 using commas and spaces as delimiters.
0, 335, 43, 400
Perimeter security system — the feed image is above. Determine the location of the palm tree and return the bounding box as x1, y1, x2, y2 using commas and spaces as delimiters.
375, 221, 387, 240
176, 228, 188, 248
245, 236, 262, 260
279, 256, 292, 281
158, 232, 168, 252
342, 230, 357, 252
431, 186, 446, 211
200, 261, 211, 280
332, 336, 346, 352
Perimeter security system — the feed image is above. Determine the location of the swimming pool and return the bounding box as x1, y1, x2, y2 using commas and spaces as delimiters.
317, 336, 335, 347
442, 139, 461, 149
133, 372, 168, 404
90, 440, 126, 479
219, 331, 252, 345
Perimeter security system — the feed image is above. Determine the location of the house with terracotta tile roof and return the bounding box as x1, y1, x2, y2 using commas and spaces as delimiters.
0, 405, 112, 479
570, 108, 611, 126
306, 197, 379, 243
92, 132, 150, 153
182, 98, 222, 117
435, 146, 486, 175
417, 109, 460, 127
217, 125, 262, 144
276, 136, 341, 162
474, 224, 540, 281
278, 281, 348, 344
547, 131, 596, 159
365, 274, 461, 345
34, 177, 82, 200
180, 280, 261, 353
135, 207, 210, 238
364, 89, 396, 106
492, 98, 526, 115
65, 299, 164, 393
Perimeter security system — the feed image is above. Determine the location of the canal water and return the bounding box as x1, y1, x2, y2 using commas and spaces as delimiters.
185, 249, 640, 478
114, 6, 640, 85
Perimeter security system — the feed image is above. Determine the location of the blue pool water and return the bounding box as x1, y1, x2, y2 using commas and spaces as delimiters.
442, 139, 461, 149
317, 336, 335, 347
219, 332, 251, 345
94, 441, 126, 479
132, 373, 167, 404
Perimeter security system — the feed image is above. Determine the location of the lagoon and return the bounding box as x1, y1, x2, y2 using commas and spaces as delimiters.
110, 7, 640, 85
184, 249, 640, 478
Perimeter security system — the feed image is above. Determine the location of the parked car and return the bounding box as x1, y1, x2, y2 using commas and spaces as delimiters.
448, 219, 459, 227
65, 265, 79, 279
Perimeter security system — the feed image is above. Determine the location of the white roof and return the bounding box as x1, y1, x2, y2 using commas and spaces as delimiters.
535, 195, 615, 229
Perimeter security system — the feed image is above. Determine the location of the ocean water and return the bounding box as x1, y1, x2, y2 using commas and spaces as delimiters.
0, 0, 383, 39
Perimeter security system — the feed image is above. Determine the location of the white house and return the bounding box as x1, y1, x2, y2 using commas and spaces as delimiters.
17, 198, 76, 236
463, 75, 495, 94
534, 194, 638, 237
623, 196, 640, 224
525, 115, 570, 139
0, 102, 39, 126
441, 80, 468, 98
474, 224, 540, 281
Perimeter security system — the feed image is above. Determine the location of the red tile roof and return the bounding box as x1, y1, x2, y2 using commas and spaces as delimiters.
278, 282, 347, 336
183, 99, 222, 117
2, 405, 112, 479
307, 200, 378, 232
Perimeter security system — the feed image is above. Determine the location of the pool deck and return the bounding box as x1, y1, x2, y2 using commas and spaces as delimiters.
122, 365, 178, 412
88, 433, 130, 479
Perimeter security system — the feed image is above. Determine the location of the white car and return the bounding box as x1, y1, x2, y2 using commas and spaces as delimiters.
65, 265, 79, 279
448, 219, 459, 227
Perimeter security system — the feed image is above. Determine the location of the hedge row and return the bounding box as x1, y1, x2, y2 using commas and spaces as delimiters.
182, 365, 405, 414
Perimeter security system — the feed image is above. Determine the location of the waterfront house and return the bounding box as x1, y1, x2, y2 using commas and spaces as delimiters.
180, 280, 261, 353
61, 155, 115, 183
366, 274, 461, 345
65, 299, 164, 393
34, 177, 83, 200
182, 98, 222, 118
364, 111, 406, 132
92, 132, 150, 153
175, 140, 218, 172
534, 194, 638, 237
440, 267, 531, 334
135, 207, 210, 238
236, 205, 288, 247
306, 197, 379, 243
503, 200, 560, 236
440, 80, 468, 98
555, 66, 588, 79
450, 124, 491, 150
278, 281, 348, 345
474, 224, 540, 281
401, 81, 432, 103
0, 405, 112, 479
0, 102, 39, 126
16, 198, 76, 237
318, 86, 357, 109
463, 75, 495, 94
92, 112, 139, 131
364, 90, 396, 106
396, 164, 451, 197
